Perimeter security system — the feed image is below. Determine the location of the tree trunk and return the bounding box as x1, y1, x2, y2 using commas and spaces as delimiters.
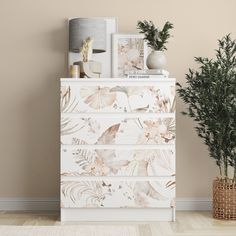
224, 161, 228, 178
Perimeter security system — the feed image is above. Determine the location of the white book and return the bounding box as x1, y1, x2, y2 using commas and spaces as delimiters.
126, 69, 169, 78
127, 74, 167, 79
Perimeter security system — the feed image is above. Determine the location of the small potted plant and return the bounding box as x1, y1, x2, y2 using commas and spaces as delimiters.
137, 20, 173, 70
177, 34, 236, 220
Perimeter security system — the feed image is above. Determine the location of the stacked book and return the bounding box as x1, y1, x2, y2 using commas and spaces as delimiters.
126, 69, 169, 79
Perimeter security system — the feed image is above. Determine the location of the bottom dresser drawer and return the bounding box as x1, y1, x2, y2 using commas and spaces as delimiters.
61, 179, 175, 208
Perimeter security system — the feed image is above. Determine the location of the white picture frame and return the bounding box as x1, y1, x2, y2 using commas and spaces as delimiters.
112, 34, 147, 78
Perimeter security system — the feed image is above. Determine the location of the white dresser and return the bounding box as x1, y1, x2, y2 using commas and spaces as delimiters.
60, 78, 176, 221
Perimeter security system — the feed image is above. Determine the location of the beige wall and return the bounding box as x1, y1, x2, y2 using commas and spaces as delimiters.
0, 0, 235, 198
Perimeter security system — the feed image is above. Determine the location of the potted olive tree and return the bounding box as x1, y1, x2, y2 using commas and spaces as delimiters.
137, 20, 173, 70
177, 34, 236, 220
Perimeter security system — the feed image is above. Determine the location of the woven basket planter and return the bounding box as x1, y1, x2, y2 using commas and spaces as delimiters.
213, 178, 236, 220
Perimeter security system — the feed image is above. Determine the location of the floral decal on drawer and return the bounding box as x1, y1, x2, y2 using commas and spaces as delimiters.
61, 179, 175, 208
61, 85, 175, 113
80, 86, 117, 109
61, 117, 175, 145
61, 87, 78, 113
61, 149, 175, 177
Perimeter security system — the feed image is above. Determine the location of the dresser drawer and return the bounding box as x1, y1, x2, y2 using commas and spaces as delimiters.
61, 179, 175, 208
61, 116, 175, 145
61, 148, 175, 177
61, 84, 175, 113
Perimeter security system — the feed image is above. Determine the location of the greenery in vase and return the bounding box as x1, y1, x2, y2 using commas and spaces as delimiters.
137, 20, 173, 51
177, 34, 236, 180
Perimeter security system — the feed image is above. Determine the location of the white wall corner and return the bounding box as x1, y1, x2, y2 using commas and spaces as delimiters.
0, 197, 212, 211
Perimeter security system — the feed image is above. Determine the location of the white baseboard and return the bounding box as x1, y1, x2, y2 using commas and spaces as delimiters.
176, 198, 212, 211
0, 198, 59, 211
0, 198, 212, 211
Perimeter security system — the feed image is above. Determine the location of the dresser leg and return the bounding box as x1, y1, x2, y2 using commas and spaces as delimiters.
172, 207, 176, 221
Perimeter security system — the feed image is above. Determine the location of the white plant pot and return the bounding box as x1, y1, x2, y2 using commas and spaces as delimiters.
146, 50, 167, 70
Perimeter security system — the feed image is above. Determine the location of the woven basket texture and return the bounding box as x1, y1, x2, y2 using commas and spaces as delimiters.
213, 178, 236, 220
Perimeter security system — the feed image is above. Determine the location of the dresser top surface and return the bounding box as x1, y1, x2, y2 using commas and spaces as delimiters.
61, 78, 176, 83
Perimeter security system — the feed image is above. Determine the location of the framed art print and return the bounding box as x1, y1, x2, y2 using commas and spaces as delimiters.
112, 34, 147, 77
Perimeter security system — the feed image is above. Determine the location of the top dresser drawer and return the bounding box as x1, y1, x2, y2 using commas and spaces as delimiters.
61, 80, 175, 114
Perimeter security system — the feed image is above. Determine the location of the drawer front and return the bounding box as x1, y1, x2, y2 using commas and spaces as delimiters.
61, 148, 175, 177
61, 84, 175, 113
61, 116, 175, 145
61, 179, 175, 208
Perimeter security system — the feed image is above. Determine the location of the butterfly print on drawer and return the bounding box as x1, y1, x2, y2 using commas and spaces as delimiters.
61, 117, 175, 145
61, 85, 175, 113
61, 148, 175, 177
61, 179, 175, 208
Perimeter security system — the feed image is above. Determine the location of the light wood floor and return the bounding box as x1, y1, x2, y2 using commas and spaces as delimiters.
0, 211, 236, 236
